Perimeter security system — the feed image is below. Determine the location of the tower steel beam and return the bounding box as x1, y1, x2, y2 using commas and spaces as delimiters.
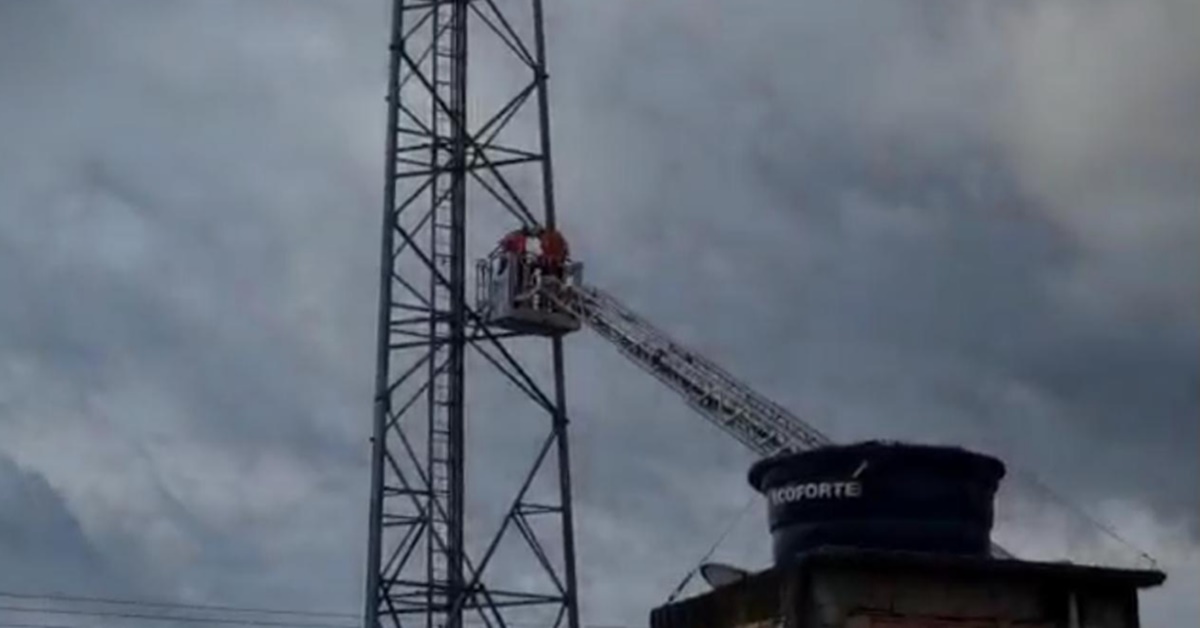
365, 1, 580, 628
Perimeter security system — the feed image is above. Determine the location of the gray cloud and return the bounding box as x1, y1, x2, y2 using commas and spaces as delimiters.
1, 0, 1196, 627
0, 454, 115, 591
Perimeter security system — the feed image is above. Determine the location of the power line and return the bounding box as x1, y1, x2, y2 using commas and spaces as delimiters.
1007, 466, 1159, 568
0, 623, 126, 628
664, 492, 757, 605
0, 593, 358, 620
0, 618, 628, 628
934, 385, 1161, 568
0, 593, 630, 628
0, 604, 357, 628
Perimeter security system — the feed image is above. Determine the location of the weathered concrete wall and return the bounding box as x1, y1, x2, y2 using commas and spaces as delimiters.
798, 566, 1137, 628
1077, 591, 1138, 628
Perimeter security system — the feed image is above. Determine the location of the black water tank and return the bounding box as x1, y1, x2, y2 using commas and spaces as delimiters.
748, 441, 1005, 563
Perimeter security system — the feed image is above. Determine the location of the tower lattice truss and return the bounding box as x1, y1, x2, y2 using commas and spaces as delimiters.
364, 1, 580, 628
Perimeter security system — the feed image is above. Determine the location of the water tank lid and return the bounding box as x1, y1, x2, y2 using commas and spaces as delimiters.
748, 440, 1005, 491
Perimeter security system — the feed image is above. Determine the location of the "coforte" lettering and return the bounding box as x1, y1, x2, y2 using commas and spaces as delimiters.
767, 481, 862, 506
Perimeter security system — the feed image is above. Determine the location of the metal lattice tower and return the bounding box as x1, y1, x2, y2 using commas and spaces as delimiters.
364, 1, 579, 628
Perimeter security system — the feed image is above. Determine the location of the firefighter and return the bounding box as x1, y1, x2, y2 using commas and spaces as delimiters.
537, 228, 569, 278
499, 227, 530, 256
495, 227, 531, 279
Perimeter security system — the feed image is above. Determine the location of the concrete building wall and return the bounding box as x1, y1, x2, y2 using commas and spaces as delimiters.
800, 566, 1138, 628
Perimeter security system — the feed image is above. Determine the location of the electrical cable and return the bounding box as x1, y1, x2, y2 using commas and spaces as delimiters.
1007, 466, 1159, 568
0, 604, 357, 628
663, 492, 757, 604
0, 592, 628, 628
0, 619, 628, 628
0, 593, 357, 620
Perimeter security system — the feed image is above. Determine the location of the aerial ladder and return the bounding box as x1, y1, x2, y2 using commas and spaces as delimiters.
476, 229, 827, 458
476, 230, 1018, 564
554, 282, 829, 456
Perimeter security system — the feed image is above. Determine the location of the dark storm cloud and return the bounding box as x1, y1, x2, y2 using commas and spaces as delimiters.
0, 0, 1196, 627
0, 0, 377, 611
546, 0, 1198, 618
0, 454, 114, 591
550, 0, 1197, 522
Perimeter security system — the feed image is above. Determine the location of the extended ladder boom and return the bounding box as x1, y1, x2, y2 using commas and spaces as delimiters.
550, 282, 830, 456
510, 272, 1014, 559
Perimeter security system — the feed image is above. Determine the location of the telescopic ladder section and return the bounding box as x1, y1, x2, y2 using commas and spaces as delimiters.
549, 282, 831, 457
493, 273, 1012, 559
549, 281, 1013, 559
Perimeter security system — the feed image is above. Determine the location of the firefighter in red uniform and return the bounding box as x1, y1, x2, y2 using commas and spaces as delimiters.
496, 227, 532, 279
537, 228, 569, 278
499, 228, 529, 256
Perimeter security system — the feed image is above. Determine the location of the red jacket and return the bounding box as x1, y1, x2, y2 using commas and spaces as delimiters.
499, 230, 527, 255
539, 229, 568, 264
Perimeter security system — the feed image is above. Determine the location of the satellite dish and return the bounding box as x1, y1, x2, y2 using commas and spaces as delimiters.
699, 562, 750, 589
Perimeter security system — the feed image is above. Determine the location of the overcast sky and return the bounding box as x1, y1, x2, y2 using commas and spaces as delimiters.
0, 0, 1196, 626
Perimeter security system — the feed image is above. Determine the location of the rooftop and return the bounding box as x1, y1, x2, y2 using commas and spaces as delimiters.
651, 548, 1166, 628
